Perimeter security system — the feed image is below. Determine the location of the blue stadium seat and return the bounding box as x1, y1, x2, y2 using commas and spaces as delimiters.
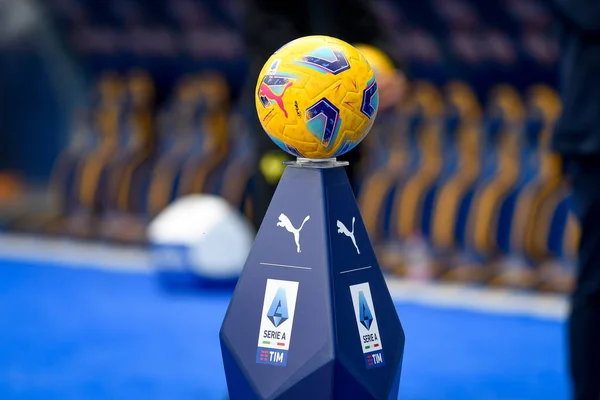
428, 82, 483, 264
146, 75, 209, 217
7, 92, 101, 235
95, 70, 158, 242
218, 111, 257, 219
442, 84, 529, 283
357, 93, 420, 244
112, 70, 157, 212
538, 206, 578, 293
387, 81, 447, 244
370, 81, 447, 274
176, 71, 231, 197
489, 85, 566, 289
52, 72, 127, 238
356, 108, 400, 190
48, 108, 99, 220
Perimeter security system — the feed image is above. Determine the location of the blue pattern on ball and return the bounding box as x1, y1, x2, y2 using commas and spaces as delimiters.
361, 77, 379, 119
306, 98, 341, 147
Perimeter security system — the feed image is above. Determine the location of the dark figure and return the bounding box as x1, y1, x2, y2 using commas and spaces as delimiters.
242, 0, 407, 229
551, 1, 600, 398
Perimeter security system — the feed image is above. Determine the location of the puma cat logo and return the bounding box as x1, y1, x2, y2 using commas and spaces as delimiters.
277, 213, 310, 253
337, 217, 360, 254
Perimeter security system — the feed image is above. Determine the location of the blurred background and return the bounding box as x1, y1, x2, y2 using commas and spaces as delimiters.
0, 0, 574, 399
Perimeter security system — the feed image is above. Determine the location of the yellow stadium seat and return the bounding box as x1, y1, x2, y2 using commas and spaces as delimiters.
490, 85, 567, 289
178, 72, 231, 196
444, 84, 526, 283
357, 83, 418, 244
391, 81, 446, 242
430, 81, 482, 253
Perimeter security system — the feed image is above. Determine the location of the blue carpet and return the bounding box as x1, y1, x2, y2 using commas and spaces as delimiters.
0, 259, 569, 399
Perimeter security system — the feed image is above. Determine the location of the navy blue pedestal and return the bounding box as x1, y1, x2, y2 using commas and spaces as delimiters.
220, 164, 405, 400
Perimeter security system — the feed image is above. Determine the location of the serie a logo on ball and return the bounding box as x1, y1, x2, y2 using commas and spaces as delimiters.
255, 35, 379, 159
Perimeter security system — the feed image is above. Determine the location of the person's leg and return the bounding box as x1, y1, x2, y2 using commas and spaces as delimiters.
566, 158, 600, 400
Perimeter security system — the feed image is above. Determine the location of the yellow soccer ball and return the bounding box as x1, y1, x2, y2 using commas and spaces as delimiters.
255, 35, 379, 159
354, 44, 396, 78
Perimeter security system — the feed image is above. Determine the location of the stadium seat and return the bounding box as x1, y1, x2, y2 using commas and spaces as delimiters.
177, 71, 231, 197
355, 111, 393, 190
537, 208, 578, 293
428, 81, 483, 269
112, 70, 157, 213
49, 109, 99, 220
218, 110, 257, 218
7, 104, 99, 234
55, 72, 127, 238
390, 81, 446, 240
535, 192, 576, 293
355, 87, 414, 189
443, 84, 528, 283
489, 85, 566, 289
372, 81, 446, 275
357, 90, 418, 244
96, 70, 158, 243
146, 75, 208, 217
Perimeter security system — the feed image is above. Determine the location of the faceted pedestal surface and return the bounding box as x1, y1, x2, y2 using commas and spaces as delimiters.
220, 165, 405, 400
